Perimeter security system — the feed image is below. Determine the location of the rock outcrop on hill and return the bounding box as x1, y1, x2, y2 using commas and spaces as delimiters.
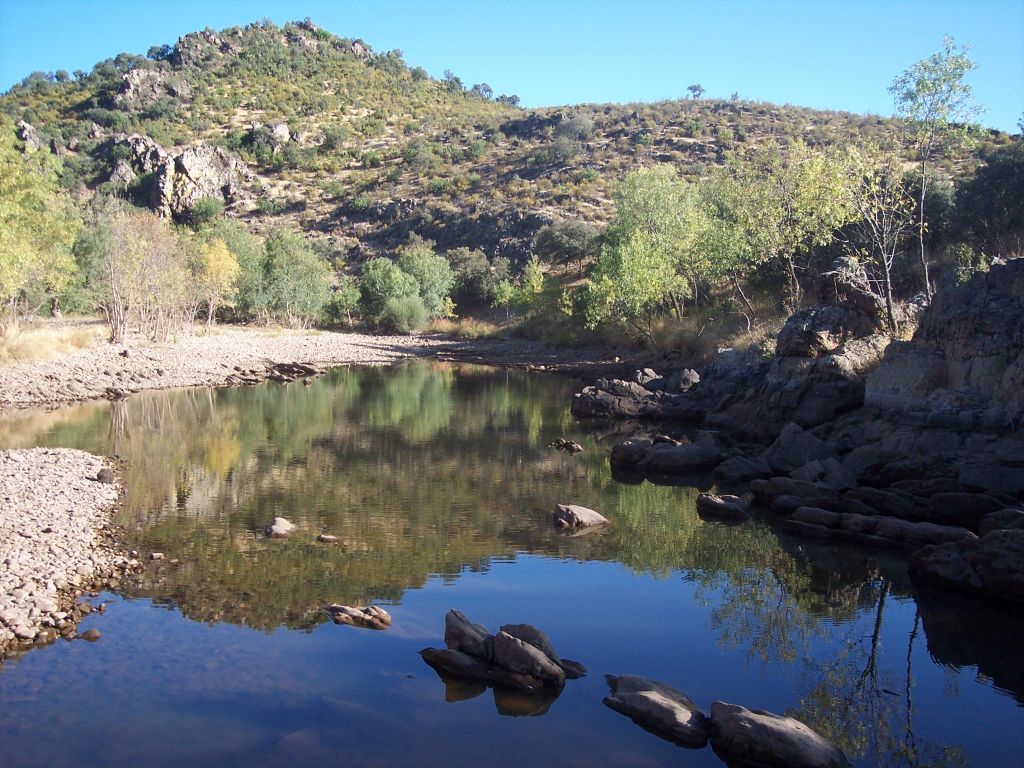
105, 133, 260, 218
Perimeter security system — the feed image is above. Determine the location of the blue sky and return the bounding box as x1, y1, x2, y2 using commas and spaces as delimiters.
1, 0, 1021, 132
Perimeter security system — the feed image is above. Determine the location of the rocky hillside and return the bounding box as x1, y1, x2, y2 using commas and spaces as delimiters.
2, 19, 1014, 266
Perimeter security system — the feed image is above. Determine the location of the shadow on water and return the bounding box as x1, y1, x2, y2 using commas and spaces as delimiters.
1, 360, 1022, 767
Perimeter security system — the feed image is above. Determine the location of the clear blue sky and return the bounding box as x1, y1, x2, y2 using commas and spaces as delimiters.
1, 0, 1021, 132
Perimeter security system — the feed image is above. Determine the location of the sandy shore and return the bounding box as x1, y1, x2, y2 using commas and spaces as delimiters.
0, 325, 630, 411
0, 448, 136, 658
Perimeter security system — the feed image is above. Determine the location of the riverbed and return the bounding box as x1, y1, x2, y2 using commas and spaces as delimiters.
1, 362, 1021, 767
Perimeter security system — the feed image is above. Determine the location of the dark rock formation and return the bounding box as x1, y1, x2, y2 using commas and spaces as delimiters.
709, 701, 850, 768
420, 610, 586, 692
695, 493, 752, 521
603, 674, 710, 747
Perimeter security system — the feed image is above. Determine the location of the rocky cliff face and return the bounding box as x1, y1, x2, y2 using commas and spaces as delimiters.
867, 259, 1024, 428
106, 134, 260, 218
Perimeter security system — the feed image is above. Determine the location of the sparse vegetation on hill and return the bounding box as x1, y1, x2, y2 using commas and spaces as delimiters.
0, 20, 1020, 351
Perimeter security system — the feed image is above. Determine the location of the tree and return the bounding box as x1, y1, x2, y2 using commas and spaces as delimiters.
581, 166, 706, 344
207, 220, 266, 322
687, 83, 705, 100
263, 228, 331, 327
397, 238, 455, 318
953, 140, 1024, 258
533, 219, 600, 275
890, 36, 981, 298
0, 116, 79, 333
195, 238, 240, 329
843, 146, 917, 331
724, 139, 855, 310
359, 257, 418, 324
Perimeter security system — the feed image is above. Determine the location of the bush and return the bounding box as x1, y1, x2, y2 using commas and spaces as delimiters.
359, 257, 418, 322
380, 294, 428, 334
398, 238, 455, 317
185, 196, 225, 229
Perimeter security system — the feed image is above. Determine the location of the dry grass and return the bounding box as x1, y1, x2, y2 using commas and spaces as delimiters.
427, 317, 505, 339
0, 322, 104, 363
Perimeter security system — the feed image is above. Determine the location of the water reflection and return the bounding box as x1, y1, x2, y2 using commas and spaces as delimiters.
1, 362, 1022, 767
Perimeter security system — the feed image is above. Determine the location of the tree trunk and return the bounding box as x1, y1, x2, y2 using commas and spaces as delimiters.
918, 158, 933, 300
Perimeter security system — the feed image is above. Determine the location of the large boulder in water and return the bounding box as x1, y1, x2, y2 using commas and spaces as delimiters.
552, 503, 609, 528
603, 674, 709, 747
709, 701, 850, 768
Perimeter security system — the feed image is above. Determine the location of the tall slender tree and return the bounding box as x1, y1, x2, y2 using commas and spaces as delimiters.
890, 37, 981, 299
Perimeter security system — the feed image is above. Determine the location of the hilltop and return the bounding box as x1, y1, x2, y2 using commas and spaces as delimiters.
3, 18, 1013, 267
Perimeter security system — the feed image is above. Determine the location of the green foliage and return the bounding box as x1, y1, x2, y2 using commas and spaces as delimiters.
380, 294, 428, 334
263, 227, 331, 327
533, 219, 600, 273
953, 140, 1024, 257
359, 257, 418, 323
324, 274, 361, 325
397, 238, 455, 317
447, 246, 498, 305
185, 196, 225, 229
206, 220, 267, 320
0, 116, 79, 329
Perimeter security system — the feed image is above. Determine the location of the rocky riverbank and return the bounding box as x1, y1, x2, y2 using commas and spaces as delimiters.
573, 259, 1024, 601
0, 448, 138, 659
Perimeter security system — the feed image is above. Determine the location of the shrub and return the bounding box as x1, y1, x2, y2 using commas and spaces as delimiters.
359, 257, 418, 322
185, 196, 225, 229
380, 294, 428, 334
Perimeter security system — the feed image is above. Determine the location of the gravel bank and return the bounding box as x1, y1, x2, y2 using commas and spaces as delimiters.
0, 448, 135, 658
0, 326, 457, 410
0, 325, 632, 410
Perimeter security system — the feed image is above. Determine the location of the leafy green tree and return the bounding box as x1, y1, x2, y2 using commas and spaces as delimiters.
724, 139, 854, 310
533, 219, 600, 275
359, 257, 418, 324
687, 83, 705, 100
381, 294, 428, 334
890, 36, 981, 297
397, 238, 455, 317
324, 274, 361, 325
264, 227, 331, 327
953, 140, 1024, 258
206, 220, 267, 321
844, 146, 917, 331
0, 115, 79, 332
580, 165, 708, 343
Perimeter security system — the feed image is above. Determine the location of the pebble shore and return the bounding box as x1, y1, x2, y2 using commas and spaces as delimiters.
0, 448, 136, 659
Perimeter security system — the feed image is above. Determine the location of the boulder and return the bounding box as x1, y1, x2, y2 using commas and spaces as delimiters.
763, 423, 834, 474
696, 493, 751, 521
265, 517, 297, 537
603, 674, 709, 748
663, 368, 700, 393
492, 631, 566, 687
909, 540, 984, 593
444, 609, 493, 661
790, 458, 856, 492
776, 304, 878, 357
610, 439, 652, 467
709, 701, 850, 768
325, 604, 391, 630
552, 504, 609, 529
979, 508, 1024, 537
16, 120, 41, 152
714, 455, 773, 484
419, 648, 543, 691
639, 433, 722, 472
968, 529, 1024, 601
498, 623, 587, 680
926, 492, 1009, 532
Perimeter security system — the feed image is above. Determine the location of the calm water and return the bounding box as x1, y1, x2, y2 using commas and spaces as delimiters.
1, 362, 1021, 768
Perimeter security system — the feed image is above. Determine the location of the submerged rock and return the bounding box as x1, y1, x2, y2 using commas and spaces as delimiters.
603, 674, 709, 747
552, 504, 609, 529
709, 700, 850, 768
325, 604, 391, 630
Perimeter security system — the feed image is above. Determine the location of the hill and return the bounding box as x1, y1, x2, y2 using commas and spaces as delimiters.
3, 18, 1014, 269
